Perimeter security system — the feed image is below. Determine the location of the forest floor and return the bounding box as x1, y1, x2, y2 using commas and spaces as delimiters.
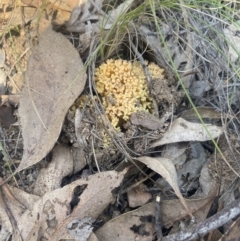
0, 1, 240, 241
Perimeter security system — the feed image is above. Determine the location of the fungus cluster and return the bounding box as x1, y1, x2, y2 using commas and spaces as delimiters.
95, 59, 164, 130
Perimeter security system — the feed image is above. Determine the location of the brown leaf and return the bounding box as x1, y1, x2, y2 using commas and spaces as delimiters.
17, 23, 86, 172
137, 156, 193, 218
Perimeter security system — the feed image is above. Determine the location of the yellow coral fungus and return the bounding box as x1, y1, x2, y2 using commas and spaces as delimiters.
95, 59, 164, 129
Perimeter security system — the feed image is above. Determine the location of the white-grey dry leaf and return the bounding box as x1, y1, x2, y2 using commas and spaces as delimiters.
0, 69, 6, 94
33, 144, 76, 196
224, 26, 240, 62
98, 0, 134, 29
162, 143, 188, 166
0, 49, 5, 67
176, 143, 207, 189
18, 21, 87, 173
137, 156, 192, 218
194, 162, 217, 199
67, 217, 94, 240
0, 195, 13, 240
151, 118, 223, 148
190, 80, 211, 97
66, 0, 103, 32
67, 6, 82, 27
0, 226, 11, 241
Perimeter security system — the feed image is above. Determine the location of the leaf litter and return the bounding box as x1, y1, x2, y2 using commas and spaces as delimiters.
17, 19, 86, 173
1, 1, 240, 241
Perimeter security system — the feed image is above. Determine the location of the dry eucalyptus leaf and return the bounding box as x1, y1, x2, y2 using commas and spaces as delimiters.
162, 143, 188, 166
180, 107, 221, 121
1, 95, 20, 106
189, 80, 211, 97
18, 23, 86, 173
151, 118, 223, 148
98, 0, 134, 29
223, 25, 240, 62
127, 183, 152, 208
137, 156, 193, 218
3, 170, 125, 240
96, 186, 217, 241
67, 217, 95, 240
96, 202, 156, 241
0, 49, 5, 67
66, 0, 102, 33
88, 233, 99, 241
0, 191, 13, 240
0, 183, 40, 241
33, 144, 85, 196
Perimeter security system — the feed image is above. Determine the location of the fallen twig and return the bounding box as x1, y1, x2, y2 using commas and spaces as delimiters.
162, 197, 240, 241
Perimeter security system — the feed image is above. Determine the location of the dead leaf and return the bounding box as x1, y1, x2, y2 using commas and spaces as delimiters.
96, 202, 156, 241
33, 144, 85, 196
0, 49, 5, 67
162, 143, 188, 166
137, 156, 193, 218
95, 185, 217, 241
223, 23, 240, 62
131, 111, 164, 130
0, 183, 40, 241
66, 1, 102, 34
151, 118, 223, 147
1, 95, 20, 106
98, 0, 134, 29
88, 232, 99, 241
1, 170, 125, 240
127, 183, 152, 208
17, 23, 86, 173
180, 107, 221, 121
189, 80, 211, 97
